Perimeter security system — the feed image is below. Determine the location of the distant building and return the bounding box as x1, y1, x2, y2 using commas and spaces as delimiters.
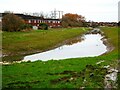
0, 13, 62, 29
86, 21, 118, 27
98, 22, 118, 27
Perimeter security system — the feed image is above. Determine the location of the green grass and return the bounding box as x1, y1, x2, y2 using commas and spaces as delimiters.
2, 27, 119, 88
1, 58, 105, 88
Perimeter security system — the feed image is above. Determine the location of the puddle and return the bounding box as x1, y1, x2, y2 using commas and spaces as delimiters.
23, 33, 107, 61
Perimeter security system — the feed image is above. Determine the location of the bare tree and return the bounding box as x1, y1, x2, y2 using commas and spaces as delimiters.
2, 13, 25, 31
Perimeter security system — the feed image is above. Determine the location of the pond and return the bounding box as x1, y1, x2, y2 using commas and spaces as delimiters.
23, 33, 107, 62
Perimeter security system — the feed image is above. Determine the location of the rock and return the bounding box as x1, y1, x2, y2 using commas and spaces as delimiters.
96, 60, 104, 64
104, 65, 110, 69
89, 73, 94, 77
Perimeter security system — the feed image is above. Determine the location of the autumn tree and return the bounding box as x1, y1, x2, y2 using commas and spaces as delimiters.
2, 13, 25, 32
62, 13, 86, 27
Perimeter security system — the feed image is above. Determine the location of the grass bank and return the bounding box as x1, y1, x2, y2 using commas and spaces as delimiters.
2, 27, 89, 61
2, 27, 119, 88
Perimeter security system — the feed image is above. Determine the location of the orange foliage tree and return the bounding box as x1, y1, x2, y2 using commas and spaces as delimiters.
62, 13, 86, 27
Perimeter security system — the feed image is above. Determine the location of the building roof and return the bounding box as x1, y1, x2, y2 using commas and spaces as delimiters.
44, 18, 61, 21
15, 14, 43, 20
0, 13, 61, 21
0, 13, 43, 20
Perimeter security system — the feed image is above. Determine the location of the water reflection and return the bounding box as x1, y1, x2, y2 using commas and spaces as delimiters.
23, 34, 107, 61
65, 37, 83, 45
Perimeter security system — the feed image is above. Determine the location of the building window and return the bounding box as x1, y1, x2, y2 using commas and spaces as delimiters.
34, 20, 36, 23
37, 20, 39, 23
53, 21, 55, 23
58, 21, 60, 23
28, 20, 31, 23
48, 21, 51, 23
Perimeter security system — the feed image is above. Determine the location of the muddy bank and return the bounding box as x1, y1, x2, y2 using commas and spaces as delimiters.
101, 36, 114, 54
47, 60, 118, 89
49, 64, 108, 88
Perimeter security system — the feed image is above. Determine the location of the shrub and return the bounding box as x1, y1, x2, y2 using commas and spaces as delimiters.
39, 23, 48, 30
61, 21, 69, 28
2, 13, 25, 32
20, 24, 32, 30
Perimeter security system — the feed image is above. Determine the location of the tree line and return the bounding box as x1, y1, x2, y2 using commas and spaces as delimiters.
2, 13, 87, 32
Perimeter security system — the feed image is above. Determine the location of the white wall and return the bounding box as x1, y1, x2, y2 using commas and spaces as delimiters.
33, 26, 38, 30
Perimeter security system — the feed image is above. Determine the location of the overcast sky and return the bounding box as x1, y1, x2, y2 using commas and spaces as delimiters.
0, 0, 119, 22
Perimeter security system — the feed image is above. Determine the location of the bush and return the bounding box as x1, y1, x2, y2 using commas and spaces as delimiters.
2, 13, 25, 32
39, 23, 48, 30
20, 24, 32, 30
61, 21, 69, 28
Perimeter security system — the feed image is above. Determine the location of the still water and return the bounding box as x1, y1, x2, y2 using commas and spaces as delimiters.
23, 34, 107, 61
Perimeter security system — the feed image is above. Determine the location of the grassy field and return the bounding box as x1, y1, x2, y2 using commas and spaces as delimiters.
2, 27, 89, 61
2, 27, 119, 89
